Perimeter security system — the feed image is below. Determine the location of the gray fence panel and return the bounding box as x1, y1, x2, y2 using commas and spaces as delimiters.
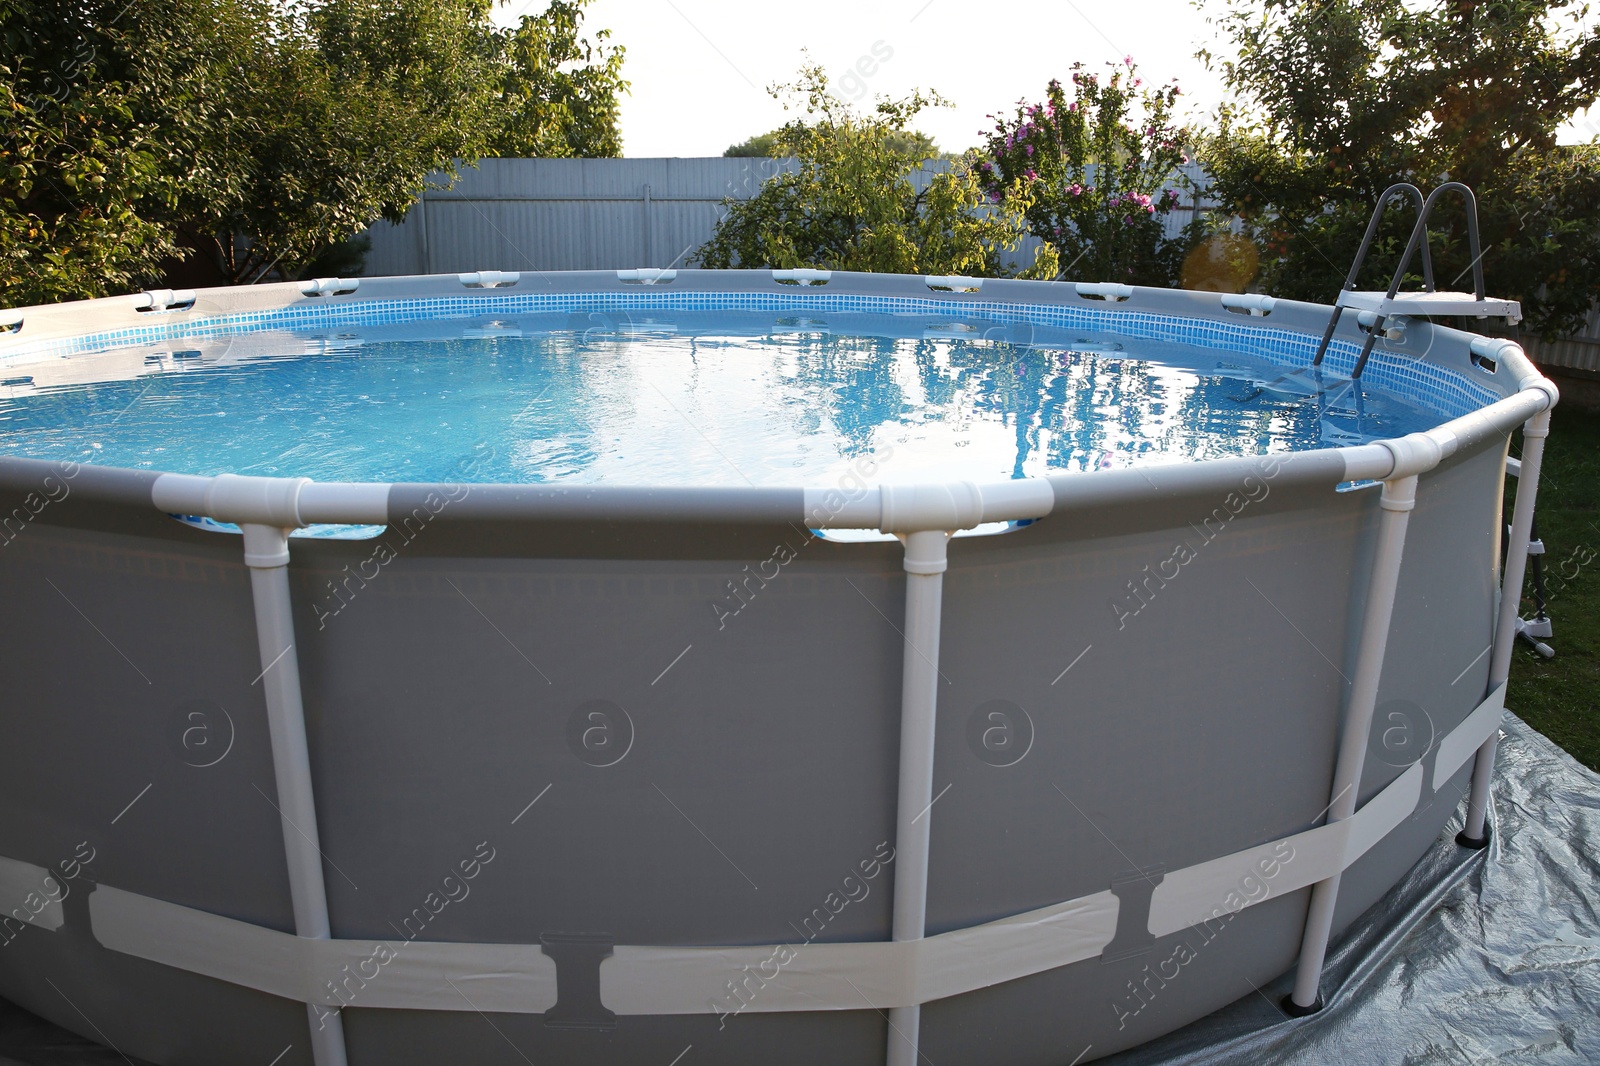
360, 158, 1221, 279
362, 158, 797, 276
1525, 306, 1600, 374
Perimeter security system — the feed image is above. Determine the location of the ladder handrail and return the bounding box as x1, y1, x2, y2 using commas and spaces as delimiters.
1348, 183, 1434, 294
1380, 182, 1485, 303
1311, 183, 1429, 367
1351, 181, 1487, 378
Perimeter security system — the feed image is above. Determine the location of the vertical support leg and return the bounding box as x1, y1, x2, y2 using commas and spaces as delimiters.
886, 530, 950, 1066
1460, 410, 1551, 847
1287, 473, 1419, 1014
241, 524, 349, 1066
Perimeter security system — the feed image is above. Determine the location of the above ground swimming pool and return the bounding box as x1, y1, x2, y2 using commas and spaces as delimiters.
0, 269, 1555, 1066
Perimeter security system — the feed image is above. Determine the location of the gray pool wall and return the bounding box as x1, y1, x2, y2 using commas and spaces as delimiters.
0, 270, 1553, 1066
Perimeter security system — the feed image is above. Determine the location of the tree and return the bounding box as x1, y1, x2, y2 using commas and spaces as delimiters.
725, 127, 940, 160
697, 66, 1056, 278
0, 0, 626, 306
1202, 0, 1600, 338
0, 0, 175, 304
489, 0, 627, 158
976, 61, 1197, 286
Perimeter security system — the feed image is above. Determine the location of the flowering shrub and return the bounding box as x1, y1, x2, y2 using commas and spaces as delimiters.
698, 65, 1057, 279
977, 60, 1196, 285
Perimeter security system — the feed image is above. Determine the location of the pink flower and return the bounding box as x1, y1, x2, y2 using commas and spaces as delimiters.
1068, 183, 1083, 196
1024, 168, 1038, 180
1067, 102, 1077, 112
1024, 144, 1034, 156
1124, 54, 1134, 66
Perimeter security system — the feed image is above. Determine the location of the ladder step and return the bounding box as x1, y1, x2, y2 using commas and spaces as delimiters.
1335, 290, 1521, 322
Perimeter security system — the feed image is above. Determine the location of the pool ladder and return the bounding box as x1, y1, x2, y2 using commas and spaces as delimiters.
1311, 182, 1521, 378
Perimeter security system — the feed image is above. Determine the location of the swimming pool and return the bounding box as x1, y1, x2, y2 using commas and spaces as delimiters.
0, 269, 1554, 1066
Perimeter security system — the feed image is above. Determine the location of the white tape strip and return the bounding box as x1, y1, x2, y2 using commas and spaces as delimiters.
0, 856, 65, 932
606, 890, 1117, 1013
1433, 681, 1507, 792
1149, 763, 1422, 938
75, 684, 1509, 1016
89, 886, 558, 1012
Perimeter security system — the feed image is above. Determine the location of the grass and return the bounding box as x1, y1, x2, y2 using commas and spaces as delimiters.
1506, 402, 1600, 772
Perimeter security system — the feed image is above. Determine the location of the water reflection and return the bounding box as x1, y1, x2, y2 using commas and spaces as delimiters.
0, 309, 1442, 487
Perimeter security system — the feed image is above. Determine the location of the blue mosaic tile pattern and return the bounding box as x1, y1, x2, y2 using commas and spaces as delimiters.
1, 290, 1504, 419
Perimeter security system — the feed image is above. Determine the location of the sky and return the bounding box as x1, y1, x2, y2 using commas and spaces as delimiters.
525, 0, 1233, 157
494, 0, 1599, 156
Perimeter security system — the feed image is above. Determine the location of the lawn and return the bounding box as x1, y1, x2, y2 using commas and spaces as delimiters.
1507, 401, 1600, 772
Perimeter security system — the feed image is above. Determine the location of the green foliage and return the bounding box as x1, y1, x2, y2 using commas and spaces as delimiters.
697, 66, 1055, 279
1202, 0, 1600, 337
977, 61, 1197, 286
490, 0, 627, 158
1507, 405, 1600, 773
0, 43, 175, 303
723, 130, 781, 157
724, 127, 940, 160
0, 0, 626, 305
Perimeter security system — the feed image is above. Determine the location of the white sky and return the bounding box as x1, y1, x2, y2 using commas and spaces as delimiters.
529, 0, 1233, 157
495, 0, 1597, 156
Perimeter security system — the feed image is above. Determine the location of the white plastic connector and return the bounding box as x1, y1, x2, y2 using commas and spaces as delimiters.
1469, 336, 1516, 360
1379, 474, 1418, 513
898, 529, 953, 575
152, 473, 309, 527
772, 268, 831, 286
1424, 425, 1460, 461
971, 478, 1055, 523
1355, 310, 1406, 339
1472, 337, 1558, 408
300, 278, 359, 298
1220, 293, 1275, 316
925, 275, 984, 293
1075, 282, 1133, 301
1506, 456, 1522, 478
1339, 444, 1396, 482
241, 523, 292, 568
297, 483, 392, 524
135, 289, 197, 313
617, 268, 676, 285
1378, 432, 1443, 480
880, 482, 984, 533
458, 271, 519, 288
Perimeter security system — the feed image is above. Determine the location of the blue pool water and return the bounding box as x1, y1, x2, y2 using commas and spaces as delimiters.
0, 309, 1444, 487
